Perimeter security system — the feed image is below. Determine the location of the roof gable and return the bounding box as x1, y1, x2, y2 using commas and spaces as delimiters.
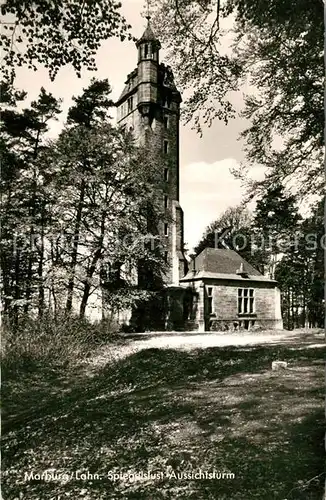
181, 248, 276, 283
195, 248, 262, 276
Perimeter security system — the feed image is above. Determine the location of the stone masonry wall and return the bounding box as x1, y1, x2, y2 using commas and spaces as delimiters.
181, 279, 282, 331
117, 67, 184, 284
209, 280, 280, 330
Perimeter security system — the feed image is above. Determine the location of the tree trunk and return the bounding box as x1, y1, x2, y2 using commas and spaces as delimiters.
287, 287, 291, 330
12, 247, 21, 326
38, 203, 45, 318
24, 232, 34, 316
290, 287, 295, 329
79, 211, 105, 318
24, 128, 42, 316
65, 180, 85, 314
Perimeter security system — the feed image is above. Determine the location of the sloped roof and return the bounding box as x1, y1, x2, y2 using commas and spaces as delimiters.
198, 248, 262, 275
136, 20, 161, 46
181, 248, 276, 283
116, 68, 138, 105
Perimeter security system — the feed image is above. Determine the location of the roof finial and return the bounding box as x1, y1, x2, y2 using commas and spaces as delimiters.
145, 0, 151, 22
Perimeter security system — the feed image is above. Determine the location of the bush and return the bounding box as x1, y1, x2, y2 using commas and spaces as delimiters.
1, 314, 120, 377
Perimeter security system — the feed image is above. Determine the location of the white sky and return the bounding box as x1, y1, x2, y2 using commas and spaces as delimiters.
14, 0, 264, 252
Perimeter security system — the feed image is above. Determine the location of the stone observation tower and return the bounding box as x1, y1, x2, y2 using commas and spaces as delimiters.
115, 17, 186, 286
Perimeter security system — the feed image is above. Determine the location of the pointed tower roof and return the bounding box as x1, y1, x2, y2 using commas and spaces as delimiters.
136, 17, 161, 47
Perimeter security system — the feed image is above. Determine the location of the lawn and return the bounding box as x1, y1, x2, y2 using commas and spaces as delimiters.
2, 330, 325, 499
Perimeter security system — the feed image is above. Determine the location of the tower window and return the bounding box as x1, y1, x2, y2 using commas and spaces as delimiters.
127, 96, 133, 112
164, 195, 168, 209
163, 116, 169, 129
164, 251, 168, 262
164, 223, 169, 236
164, 168, 169, 181
162, 96, 171, 108
144, 44, 149, 57
163, 140, 169, 154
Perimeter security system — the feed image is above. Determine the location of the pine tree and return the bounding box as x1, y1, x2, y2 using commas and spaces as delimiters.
0, 88, 61, 323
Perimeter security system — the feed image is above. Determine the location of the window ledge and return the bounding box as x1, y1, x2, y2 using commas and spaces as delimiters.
237, 313, 257, 317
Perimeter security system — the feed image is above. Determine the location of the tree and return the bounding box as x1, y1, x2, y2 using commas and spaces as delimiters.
0, 88, 62, 323
250, 183, 301, 277
1, 0, 132, 83
194, 204, 254, 263
1, 79, 167, 323
52, 123, 166, 318
57, 79, 114, 313
152, 0, 324, 197
194, 185, 303, 278
275, 199, 324, 329
44, 79, 167, 318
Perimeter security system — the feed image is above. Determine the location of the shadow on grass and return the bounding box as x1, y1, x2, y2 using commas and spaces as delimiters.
2, 342, 325, 500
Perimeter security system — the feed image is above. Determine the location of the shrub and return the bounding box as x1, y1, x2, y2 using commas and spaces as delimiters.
1, 314, 120, 377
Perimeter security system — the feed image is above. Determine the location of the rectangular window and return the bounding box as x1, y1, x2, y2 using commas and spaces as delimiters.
163, 140, 169, 154
128, 96, 133, 112
249, 288, 254, 314
164, 168, 169, 181
238, 288, 255, 314
164, 251, 168, 263
163, 116, 169, 129
164, 195, 168, 209
207, 286, 213, 315
164, 223, 169, 236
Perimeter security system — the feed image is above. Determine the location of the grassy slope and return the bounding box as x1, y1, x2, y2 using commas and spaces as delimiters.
2, 331, 325, 500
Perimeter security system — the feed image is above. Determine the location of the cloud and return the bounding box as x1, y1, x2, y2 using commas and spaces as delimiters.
180, 158, 246, 252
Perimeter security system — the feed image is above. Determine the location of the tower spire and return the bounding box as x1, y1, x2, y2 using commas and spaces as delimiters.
145, 0, 151, 22
136, 1, 160, 49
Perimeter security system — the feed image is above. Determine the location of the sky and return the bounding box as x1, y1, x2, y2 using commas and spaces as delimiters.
14, 0, 263, 252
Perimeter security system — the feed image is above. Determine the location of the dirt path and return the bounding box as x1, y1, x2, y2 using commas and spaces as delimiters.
85, 329, 324, 370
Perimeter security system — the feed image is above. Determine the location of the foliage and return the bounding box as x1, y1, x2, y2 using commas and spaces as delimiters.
0, 0, 132, 83
151, 0, 241, 133
195, 183, 302, 267
1, 315, 120, 377
0, 87, 62, 321
250, 183, 302, 276
231, 0, 324, 197
275, 199, 325, 329
152, 0, 324, 197
194, 204, 253, 261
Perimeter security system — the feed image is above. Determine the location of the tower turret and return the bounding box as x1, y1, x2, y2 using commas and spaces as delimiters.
136, 17, 161, 120
136, 17, 161, 62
